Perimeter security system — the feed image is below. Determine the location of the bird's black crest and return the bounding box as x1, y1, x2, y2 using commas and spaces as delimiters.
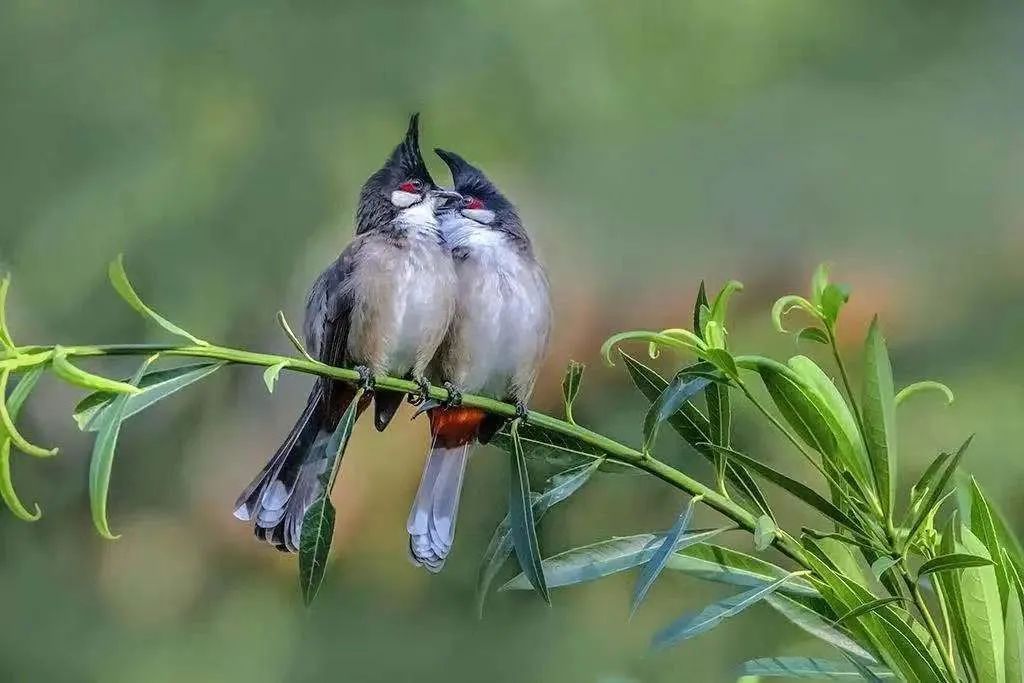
355, 114, 435, 234
385, 113, 434, 186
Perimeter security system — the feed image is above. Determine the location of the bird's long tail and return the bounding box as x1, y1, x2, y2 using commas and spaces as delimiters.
407, 407, 484, 572
233, 383, 364, 552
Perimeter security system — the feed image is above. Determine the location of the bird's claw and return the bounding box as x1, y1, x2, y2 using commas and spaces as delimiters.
443, 381, 463, 408
407, 376, 432, 406
354, 365, 375, 392
411, 398, 442, 420
514, 402, 529, 422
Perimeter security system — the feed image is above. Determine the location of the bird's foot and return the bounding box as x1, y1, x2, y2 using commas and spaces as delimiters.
354, 365, 375, 392
407, 375, 432, 406
514, 401, 529, 422
443, 381, 463, 408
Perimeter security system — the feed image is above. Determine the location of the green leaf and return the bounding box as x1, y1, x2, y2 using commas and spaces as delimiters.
0, 368, 57, 458
957, 526, 1006, 683
508, 420, 550, 604
0, 439, 40, 521
705, 444, 862, 534
298, 388, 362, 606
51, 346, 141, 395
740, 657, 894, 679
631, 494, 703, 618
276, 310, 315, 362
765, 593, 876, 662
1004, 550, 1024, 683
869, 556, 899, 580
832, 597, 908, 626
502, 527, 733, 591
560, 360, 585, 424
934, 513, 979, 679
108, 255, 208, 346
0, 274, 14, 349
667, 543, 819, 597
89, 355, 157, 539
708, 280, 743, 328
263, 361, 287, 394
475, 459, 600, 618
772, 295, 820, 333
7, 366, 43, 417
74, 362, 224, 431
755, 514, 776, 552
820, 284, 850, 327
797, 327, 830, 345
601, 330, 703, 366
969, 477, 1011, 612
860, 318, 897, 521
918, 552, 995, 577
643, 375, 710, 453
895, 381, 954, 407
490, 421, 610, 471
620, 352, 773, 519
905, 436, 973, 549
652, 572, 804, 649
811, 263, 832, 306
703, 347, 738, 378
758, 362, 839, 460
692, 281, 710, 339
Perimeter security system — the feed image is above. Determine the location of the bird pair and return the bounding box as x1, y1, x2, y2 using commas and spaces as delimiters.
232, 114, 551, 573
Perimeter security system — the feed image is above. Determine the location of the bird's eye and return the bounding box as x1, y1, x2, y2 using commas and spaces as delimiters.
464, 196, 484, 210
398, 180, 422, 193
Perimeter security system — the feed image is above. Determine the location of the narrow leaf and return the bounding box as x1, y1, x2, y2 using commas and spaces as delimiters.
7, 366, 43, 417
861, 317, 897, 520
969, 477, 1011, 612
508, 419, 550, 604
772, 295, 820, 333
75, 362, 224, 432
957, 526, 1006, 683
870, 556, 899, 580
692, 281, 709, 338
708, 280, 743, 327
895, 381, 954, 407
918, 553, 995, 577
475, 459, 600, 617
0, 274, 13, 349
797, 327, 830, 345
298, 388, 362, 606
276, 310, 315, 362
906, 436, 973, 547
705, 444, 862, 534
832, 597, 908, 626
89, 355, 157, 539
820, 283, 850, 327
109, 255, 208, 346
643, 375, 710, 453
765, 593, 876, 661
0, 369, 57, 457
741, 657, 894, 679
51, 346, 141, 395
631, 494, 703, 618
502, 528, 733, 591
0, 440, 40, 521
668, 543, 819, 597
811, 263, 832, 306
490, 421, 610, 470
263, 361, 287, 394
653, 572, 803, 649
561, 360, 585, 424
1004, 550, 1024, 683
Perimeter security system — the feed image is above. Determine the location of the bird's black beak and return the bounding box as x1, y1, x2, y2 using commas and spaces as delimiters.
431, 189, 463, 209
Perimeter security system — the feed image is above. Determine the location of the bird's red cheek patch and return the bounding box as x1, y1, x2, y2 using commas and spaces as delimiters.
465, 198, 484, 210
398, 182, 419, 193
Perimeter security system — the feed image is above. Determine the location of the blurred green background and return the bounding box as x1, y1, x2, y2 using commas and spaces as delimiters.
2, 2, 1023, 681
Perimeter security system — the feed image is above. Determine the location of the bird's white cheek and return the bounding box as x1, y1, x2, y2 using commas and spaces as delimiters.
391, 190, 422, 208
462, 208, 495, 224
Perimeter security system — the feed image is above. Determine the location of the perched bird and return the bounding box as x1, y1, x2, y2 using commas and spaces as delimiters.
234, 114, 460, 552
407, 149, 552, 572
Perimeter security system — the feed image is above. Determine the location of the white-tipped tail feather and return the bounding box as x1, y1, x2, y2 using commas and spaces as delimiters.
407, 444, 471, 572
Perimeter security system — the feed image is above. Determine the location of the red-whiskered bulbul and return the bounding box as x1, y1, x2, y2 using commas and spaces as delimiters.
234, 114, 461, 552
407, 149, 552, 572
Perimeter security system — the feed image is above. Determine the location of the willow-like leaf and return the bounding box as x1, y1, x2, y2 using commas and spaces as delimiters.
797, 326, 830, 345
917, 552, 994, 577
895, 381, 954, 407
630, 494, 703, 619
601, 330, 704, 366
831, 597, 908, 626
740, 657, 893, 679
0, 369, 57, 458
0, 274, 13, 349
263, 361, 287, 394
52, 346, 141, 395
861, 317, 897, 520
75, 362, 224, 431
0, 439, 40, 521
502, 528, 732, 591
299, 388, 362, 606
705, 444, 862, 534
89, 355, 157, 539
811, 263, 832, 306
667, 543, 818, 597
276, 310, 315, 362
692, 281, 709, 338
1005, 551, 1024, 683
490, 421, 613, 471
754, 514, 776, 552
708, 280, 743, 328
508, 420, 550, 604
957, 526, 1006, 683
109, 255, 208, 346
819, 284, 850, 327
968, 477, 1010, 611
476, 459, 599, 617
642, 375, 710, 453
561, 360, 584, 425
772, 295, 820, 333
652, 572, 804, 649
905, 436, 973, 550
765, 593, 876, 662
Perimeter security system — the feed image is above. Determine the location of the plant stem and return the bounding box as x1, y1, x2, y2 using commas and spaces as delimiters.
9, 341, 812, 569
902, 564, 959, 681
826, 325, 865, 435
